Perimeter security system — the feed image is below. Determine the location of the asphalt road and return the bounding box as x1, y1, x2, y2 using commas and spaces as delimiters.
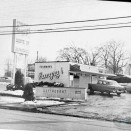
0, 109, 130, 131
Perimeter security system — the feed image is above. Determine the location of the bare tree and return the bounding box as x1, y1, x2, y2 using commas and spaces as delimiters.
57, 46, 89, 64
98, 44, 110, 68
89, 48, 101, 66
37, 56, 47, 62
28, 56, 47, 64
98, 41, 129, 74
57, 46, 100, 65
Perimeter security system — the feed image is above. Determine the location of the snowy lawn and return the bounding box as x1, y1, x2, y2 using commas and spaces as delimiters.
0, 90, 24, 96
21, 100, 65, 108
0, 96, 24, 104
43, 93, 131, 124
0, 90, 65, 107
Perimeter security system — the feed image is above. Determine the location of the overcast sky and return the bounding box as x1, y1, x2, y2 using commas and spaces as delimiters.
0, 0, 131, 76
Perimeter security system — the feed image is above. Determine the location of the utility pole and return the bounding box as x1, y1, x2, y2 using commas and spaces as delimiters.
12, 53, 16, 84
36, 51, 39, 62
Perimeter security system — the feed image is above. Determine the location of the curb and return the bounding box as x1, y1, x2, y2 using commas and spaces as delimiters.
0, 93, 22, 97
0, 104, 37, 112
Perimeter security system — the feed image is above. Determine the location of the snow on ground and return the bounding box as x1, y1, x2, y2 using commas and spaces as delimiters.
21, 100, 64, 108
44, 93, 131, 123
0, 90, 65, 106
0, 82, 10, 85
0, 90, 23, 96
0, 96, 24, 104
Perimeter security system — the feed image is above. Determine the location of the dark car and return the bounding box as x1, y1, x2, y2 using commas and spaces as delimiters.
6, 84, 24, 91
125, 83, 131, 93
6, 84, 15, 91
88, 79, 125, 96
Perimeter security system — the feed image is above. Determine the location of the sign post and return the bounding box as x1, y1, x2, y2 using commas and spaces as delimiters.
12, 53, 16, 84
11, 19, 30, 85
12, 19, 16, 85
24, 55, 27, 85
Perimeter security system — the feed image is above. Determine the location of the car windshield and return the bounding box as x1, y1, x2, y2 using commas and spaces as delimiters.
98, 80, 121, 86
109, 81, 120, 86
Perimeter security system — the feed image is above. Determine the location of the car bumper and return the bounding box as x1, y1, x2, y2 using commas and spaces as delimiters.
115, 90, 125, 93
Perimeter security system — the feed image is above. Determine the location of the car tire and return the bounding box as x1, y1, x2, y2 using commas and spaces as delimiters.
117, 93, 121, 96
90, 88, 94, 95
101, 92, 104, 94
107, 91, 110, 95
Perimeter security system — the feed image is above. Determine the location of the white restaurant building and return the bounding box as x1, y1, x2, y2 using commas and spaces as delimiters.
35, 61, 108, 88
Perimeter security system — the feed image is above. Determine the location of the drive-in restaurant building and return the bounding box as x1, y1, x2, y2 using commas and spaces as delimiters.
35, 61, 107, 88
34, 61, 109, 100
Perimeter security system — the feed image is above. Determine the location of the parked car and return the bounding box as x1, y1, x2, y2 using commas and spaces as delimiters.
6, 84, 15, 91
88, 79, 125, 96
0, 77, 12, 83
125, 83, 131, 93
6, 84, 24, 91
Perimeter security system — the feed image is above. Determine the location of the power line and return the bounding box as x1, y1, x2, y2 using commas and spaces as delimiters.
29, 21, 131, 32
1, 15, 131, 28
1, 20, 131, 34
0, 24, 131, 35
25, 25, 131, 34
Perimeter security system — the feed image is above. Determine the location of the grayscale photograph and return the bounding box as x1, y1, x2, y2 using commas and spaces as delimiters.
0, 0, 131, 130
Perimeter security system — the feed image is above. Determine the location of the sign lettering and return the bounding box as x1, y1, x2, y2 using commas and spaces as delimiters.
38, 67, 64, 80
43, 89, 67, 94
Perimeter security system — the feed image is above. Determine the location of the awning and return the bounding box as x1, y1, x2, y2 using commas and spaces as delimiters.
69, 70, 116, 77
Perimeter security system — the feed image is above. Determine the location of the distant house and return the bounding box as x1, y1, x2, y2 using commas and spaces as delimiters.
27, 64, 35, 79
124, 64, 131, 76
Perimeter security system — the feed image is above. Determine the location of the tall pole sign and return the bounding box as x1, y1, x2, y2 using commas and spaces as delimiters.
12, 19, 30, 85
